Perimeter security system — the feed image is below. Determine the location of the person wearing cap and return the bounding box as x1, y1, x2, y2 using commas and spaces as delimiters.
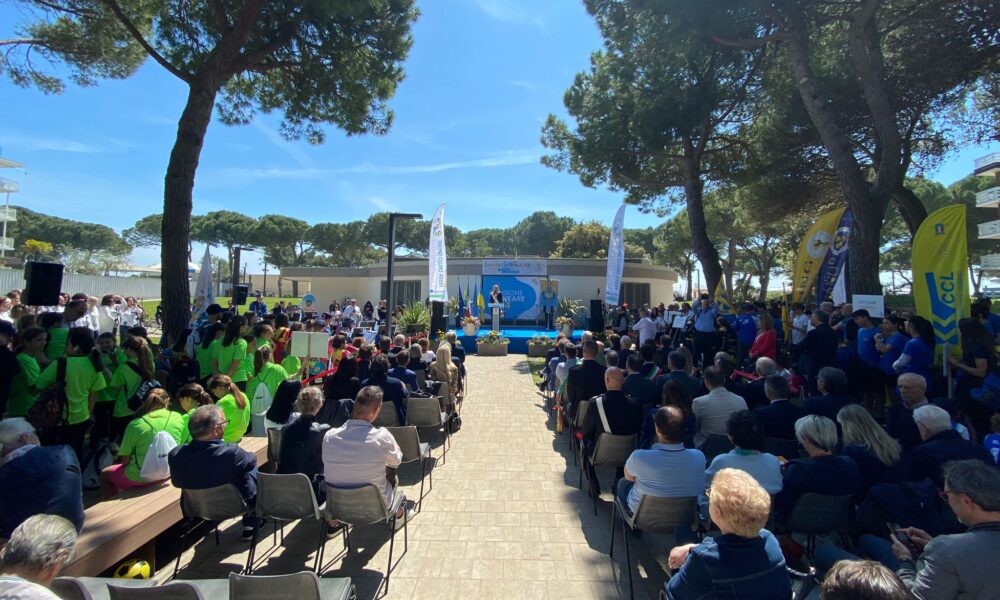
854, 309, 883, 413
248, 293, 268, 319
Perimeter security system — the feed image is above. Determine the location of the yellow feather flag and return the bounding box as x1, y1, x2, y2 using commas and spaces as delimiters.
713, 277, 734, 316
790, 207, 847, 304
912, 205, 968, 359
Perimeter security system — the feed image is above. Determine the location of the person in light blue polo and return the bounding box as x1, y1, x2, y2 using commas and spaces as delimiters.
618, 405, 705, 543
691, 294, 719, 371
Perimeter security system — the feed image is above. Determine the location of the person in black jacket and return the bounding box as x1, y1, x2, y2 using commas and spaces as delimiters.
320, 356, 361, 426
580, 368, 643, 496
278, 387, 331, 497
909, 405, 995, 486
739, 357, 777, 410
655, 351, 702, 399
362, 354, 408, 424
168, 405, 259, 537
754, 376, 807, 441
804, 367, 857, 422
799, 310, 838, 394
623, 354, 657, 407
566, 341, 607, 419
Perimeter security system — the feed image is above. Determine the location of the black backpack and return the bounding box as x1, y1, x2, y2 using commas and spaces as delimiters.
168, 357, 201, 393
27, 358, 68, 431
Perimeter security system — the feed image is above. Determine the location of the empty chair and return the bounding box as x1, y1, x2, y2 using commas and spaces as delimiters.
764, 437, 801, 460
406, 396, 449, 464
247, 473, 329, 574
174, 484, 248, 578
108, 582, 203, 600
610, 495, 698, 600
569, 399, 591, 466
584, 433, 636, 513
372, 401, 401, 427
228, 570, 354, 600
321, 484, 408, 596
266, 427, 282, 468
387, 426, 434, 511
785, 493, 854, 556
699, 434, 734, 463
52, 577, 156, 600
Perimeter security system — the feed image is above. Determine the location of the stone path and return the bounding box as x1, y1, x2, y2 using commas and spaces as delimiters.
167, 355, 671, 599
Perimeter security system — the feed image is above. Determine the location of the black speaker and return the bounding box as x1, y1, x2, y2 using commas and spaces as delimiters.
431, 301, 444, 318
23, 262, 63, 306
232, 284, 249, 306
431, 315, 447, 335
589, 299, 605, 331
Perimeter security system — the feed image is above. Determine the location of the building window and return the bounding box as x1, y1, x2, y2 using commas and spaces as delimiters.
620, 282, 651, 308
380, 280, 422, 307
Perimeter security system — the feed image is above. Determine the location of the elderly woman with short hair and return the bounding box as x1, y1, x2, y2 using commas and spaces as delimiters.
666, 468, 792, 599
277, 386, 330, 497
774, 415, 863, 522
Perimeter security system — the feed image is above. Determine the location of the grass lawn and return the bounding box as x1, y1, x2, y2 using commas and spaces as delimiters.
141, 297, 303, 317
527, 357, 546, 385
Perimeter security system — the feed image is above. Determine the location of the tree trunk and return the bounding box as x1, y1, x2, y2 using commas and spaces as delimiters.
292, 280, 299, 297
757, 272, 770, 303
970, 264, 982, 296
683, 159, 722, 297
891, 186, 929, 237
726, 238, 736, 295
685, 264, 693, 300
162, 83, 219, 344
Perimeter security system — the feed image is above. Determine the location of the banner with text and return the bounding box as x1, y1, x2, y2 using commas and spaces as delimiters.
605, 204, 626, 306
913, 204, 968, 358
815, 208, 852, 302
482, 275, 543, 320
482, 259, 547, 276
428, 204, 448, 302
791, 207, 846, 303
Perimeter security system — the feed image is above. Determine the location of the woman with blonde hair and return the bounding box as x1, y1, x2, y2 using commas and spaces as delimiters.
430, 342, 460, 403
750, 312, 777, 362
837, 404, 908, 493
207, 374, 250, 443
99, 388, 185, 498
667, 468, 791, 598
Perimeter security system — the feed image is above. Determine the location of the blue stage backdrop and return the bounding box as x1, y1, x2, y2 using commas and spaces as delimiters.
482, 275, 543, 320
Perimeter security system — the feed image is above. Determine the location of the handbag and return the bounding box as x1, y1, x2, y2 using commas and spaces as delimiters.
27, 358, 68, 430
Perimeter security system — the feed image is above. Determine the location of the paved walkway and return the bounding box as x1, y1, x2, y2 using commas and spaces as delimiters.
167, 355, 670, 599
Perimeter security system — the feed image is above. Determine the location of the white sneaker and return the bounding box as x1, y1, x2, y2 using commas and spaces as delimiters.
394, 507, 415, 530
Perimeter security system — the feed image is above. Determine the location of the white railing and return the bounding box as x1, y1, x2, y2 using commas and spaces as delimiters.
976, 187, 1000, 208
978, 220, 1000, 240
975, 153, 1000, 171
0, 178, 17, 193
0, 207, 16, 221
0, 269, 198, 299
0, 238, 13, 251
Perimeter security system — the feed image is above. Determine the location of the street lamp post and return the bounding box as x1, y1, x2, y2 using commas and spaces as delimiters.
385, 212, 423, 338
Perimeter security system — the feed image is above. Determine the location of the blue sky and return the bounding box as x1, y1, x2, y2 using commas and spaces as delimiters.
1, 0, 997, 273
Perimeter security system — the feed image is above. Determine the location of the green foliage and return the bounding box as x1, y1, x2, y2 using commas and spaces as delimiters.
477, 330, 509, 345
512, 212, 575, 257
122, 213, 163, 248
557, 297, 584, 321
396, 302, 430, 330
255, 214, 312, 268
553, 221, 647, 259
7, 205, 127, 259
308, 221, 383, 267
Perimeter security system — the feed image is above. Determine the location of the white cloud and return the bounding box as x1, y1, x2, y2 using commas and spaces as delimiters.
251, 120, 316, 170
474, 0, 545, 27
211, 148, 544, 180
507, 80, 541, 91
0, 133, 103, 154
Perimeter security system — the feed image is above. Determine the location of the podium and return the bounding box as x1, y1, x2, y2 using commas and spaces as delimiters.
488, 303, 504, 333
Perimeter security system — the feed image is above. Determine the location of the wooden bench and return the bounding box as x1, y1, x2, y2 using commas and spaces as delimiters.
60, 436, 269, 577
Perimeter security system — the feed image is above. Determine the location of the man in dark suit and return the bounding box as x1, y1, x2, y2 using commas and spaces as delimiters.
388, 350, 418, 391
623, 354, 657, 407
566, 340, 607, 419
799, 310, 838, 394
753, 376, 807, 441
656, 351, 702, 399
362, 354, 409, 424
909, 405, 995, 486
804, 367, 857, 421
169, 405, 259, 537
636, 343, 660, 379
735, 355, 776, 410
580, 368, 643, 495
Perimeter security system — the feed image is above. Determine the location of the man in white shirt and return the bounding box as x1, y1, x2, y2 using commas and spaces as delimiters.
789, 302, 810, 361
633, 309, 658, 346
692, 366, 748, 447
341, 299, 358, 324
0, 514, 77, 600
322, 386, 410, 521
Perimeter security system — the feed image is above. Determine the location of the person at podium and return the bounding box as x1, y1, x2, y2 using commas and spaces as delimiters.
489, 285, 504, 318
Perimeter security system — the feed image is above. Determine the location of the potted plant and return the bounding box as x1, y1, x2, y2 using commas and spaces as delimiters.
476, 330, 510, 356
462, 315, 480, 337
555, 316, 575, 337
528, 334, 553, 358
397, 303, 430, 335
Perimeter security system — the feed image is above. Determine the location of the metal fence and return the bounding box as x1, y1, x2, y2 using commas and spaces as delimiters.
0, 269, 196, 299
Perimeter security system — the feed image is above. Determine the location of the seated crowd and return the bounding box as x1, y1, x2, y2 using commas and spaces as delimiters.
542, 298, 1000, 599
0, 289, 464, 570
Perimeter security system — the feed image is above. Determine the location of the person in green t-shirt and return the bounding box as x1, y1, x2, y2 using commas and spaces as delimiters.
107, 336, 157, 444
41, 300, 88, 360
246, 346, 289, 409
92, 332, 125, 446
99, 388, 187, 498
35, 328, 107, 458
7, 327, 48, 417
195, 323, 225, 382
241, 336, 257, 380
214, 316, 250, 390
253, 323, 274, 353
177, 383, 213, 444
208, 374, 250, 443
